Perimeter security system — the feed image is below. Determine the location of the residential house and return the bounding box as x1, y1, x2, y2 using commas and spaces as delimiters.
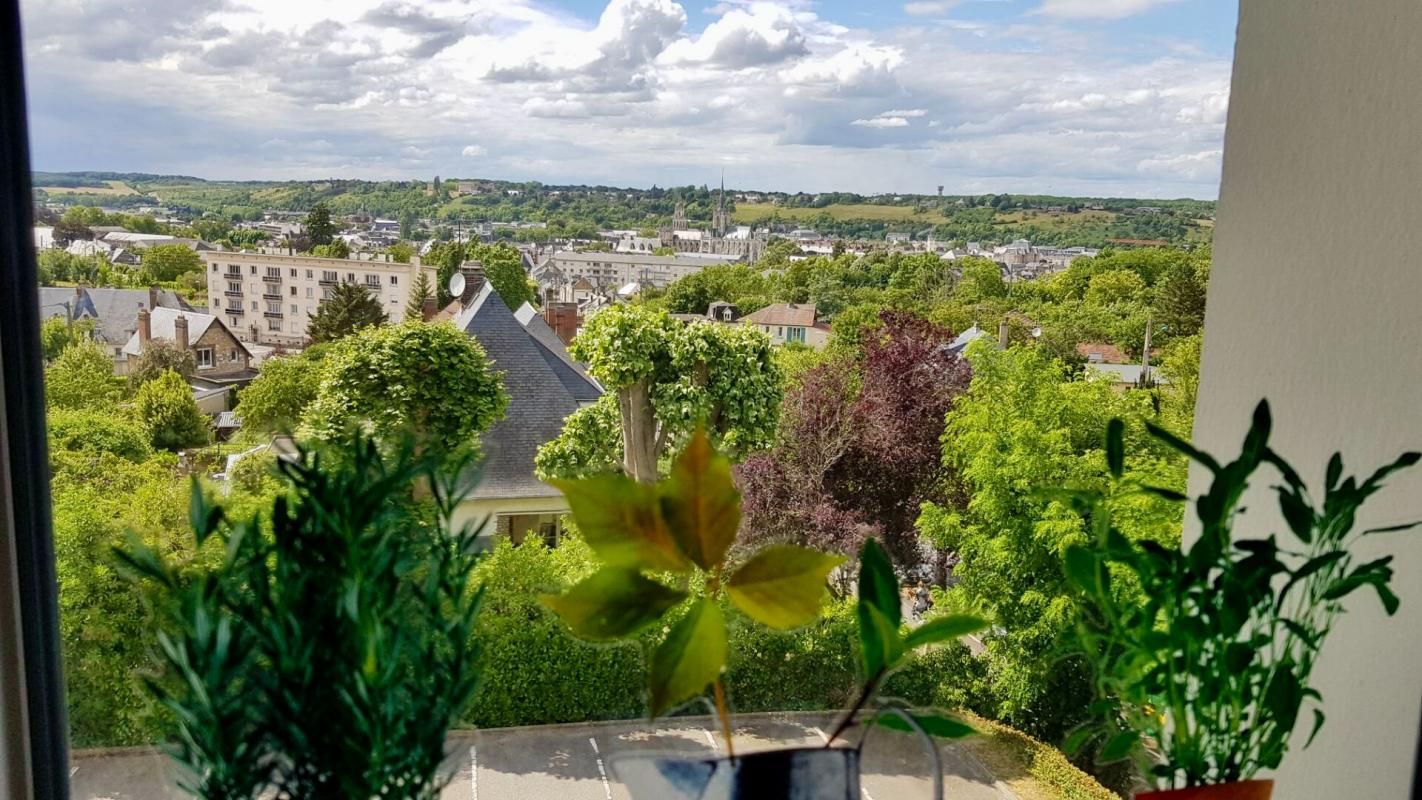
120, 306, 254, 385
741, 303, 831, 348
442, 262, 602, 547
37, 285, 190, 362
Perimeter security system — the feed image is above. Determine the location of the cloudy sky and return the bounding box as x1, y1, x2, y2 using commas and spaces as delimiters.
20, 0, 1236, 198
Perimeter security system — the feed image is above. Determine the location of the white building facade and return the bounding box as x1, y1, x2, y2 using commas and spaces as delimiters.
201, 248, 438, 347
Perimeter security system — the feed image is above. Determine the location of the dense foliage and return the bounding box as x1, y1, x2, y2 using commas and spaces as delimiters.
235, 347, 328, 432
305, 281, 388, 343
304, 321, 507, 455
134, 369, 210, 451
128, 338, 197, 387
916, 343, 1186, 741
538, 305, 781, 481
46, 339, 124, 411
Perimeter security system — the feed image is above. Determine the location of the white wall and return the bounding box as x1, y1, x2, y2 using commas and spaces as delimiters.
1196, 1, 1422, 796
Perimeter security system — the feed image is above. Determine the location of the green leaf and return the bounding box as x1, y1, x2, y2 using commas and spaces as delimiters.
1139, 485, 1188, 503
541, 568, 688, 641
1063, 546, 1101, 595
660, 429, 741, 570
876, 711, 976, 740
1276, 489, 1315, 544
1363, 520, 1422, 535
552, 474, 690, 571
858, 538, 900, 629
725, 546, 844, 630
1304, 708, 1326, 748
1062, 727, 1096, 757
1105, 418, 1125, 478
903, 614, 989, 650
649, 599, 727, 718
1241, 400, 1273, 467
858, 602, 903, 677
1099, 730, 1140, 762
1325, 452, 1343, 492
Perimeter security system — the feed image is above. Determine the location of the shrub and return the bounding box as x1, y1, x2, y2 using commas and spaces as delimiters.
47, 408, 152, 462
133, 369, 210, 451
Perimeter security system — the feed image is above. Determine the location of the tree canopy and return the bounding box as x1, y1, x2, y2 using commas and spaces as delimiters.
236, 347, 329, 432
307, 282, 388, 343
128, 339, 196, 388
46, 339, 124, 411
138, 244, 203, 283
471, 242, 535, 309
134, 369, 210, 451
537, 305, 782, 482
304, 321, 507, 455
305, 202, 336, 246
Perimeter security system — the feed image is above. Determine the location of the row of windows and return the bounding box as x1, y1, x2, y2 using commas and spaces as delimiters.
213, 263, 399, 286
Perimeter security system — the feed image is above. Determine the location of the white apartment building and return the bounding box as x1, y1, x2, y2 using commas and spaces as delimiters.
201, 248, 438, 347
539, 250, 740, 290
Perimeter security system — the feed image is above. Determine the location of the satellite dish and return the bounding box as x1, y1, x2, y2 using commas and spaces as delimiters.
448, 272, 466, 298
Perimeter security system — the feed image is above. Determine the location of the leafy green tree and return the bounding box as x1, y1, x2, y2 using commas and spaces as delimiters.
953, 257, 1007, 304
236, 349, 329, 432
45, 339, 123, 410
470, 242, 535, 308
47, 408, 152, 462
1154, 248, 1210, 338
539, 305, 781, 482
405, 270, 434, 320
307, 282, 388, 343
52, 217, 94, 246
40, 316, 96, 362
916, 343, 1183, 740
310, 239, 350, 259
138, 244, 203, 283
134, 369, 210, 451
664, 264, 771, 315
1084, 269, 1147, 306
388, 242, 416, 263
128, 338, 196, 388
306, 202, 336, 246
304, 322, 507, 455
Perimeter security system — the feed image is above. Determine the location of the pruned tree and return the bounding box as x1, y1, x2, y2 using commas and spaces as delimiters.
307, 282, 388, 343
304, 322, 507, 456
539, 305, 782, 482
134, 369, 210, 451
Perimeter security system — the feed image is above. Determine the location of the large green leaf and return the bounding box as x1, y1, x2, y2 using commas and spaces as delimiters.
903, 614, 989, 650
649, 599, 727, 717
726, 546, 844, 629
661, 429, 740, 570
541, 568, 687, 641
858, 538, 900, 628
858, 602, 903, 677
1105, 418, 1125, 478
552, 474, 689, 571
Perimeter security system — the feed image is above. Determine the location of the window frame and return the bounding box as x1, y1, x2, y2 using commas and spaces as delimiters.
195, 347, 214, 369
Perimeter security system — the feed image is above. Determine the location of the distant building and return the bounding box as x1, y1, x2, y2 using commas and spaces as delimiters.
200, 248, 437, 348
536, 250, 739, 291
741, 303, 830, 348
38, 285, 190, 361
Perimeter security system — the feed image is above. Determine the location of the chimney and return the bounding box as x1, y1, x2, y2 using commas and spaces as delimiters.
998, 319, 1010, 349
174, 313, 189, 351
138, 307, 152, 348
148, 285, 160, 311
459, 260, 486, 306
421, 294, 437, 322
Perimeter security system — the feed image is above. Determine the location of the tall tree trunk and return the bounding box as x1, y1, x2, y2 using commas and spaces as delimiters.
620, 378, 659, 483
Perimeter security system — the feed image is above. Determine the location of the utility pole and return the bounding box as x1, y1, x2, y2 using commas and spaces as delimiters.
1139, 316, 1154, 388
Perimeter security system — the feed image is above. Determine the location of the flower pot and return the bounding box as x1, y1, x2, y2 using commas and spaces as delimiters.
609, 746, 863, 800
1137, 780, 1274, 800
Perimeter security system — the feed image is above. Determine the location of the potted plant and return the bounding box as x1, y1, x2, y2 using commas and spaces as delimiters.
540, 429, 989, 800
1060, 401, 1419, 799
116, 434, 486, 800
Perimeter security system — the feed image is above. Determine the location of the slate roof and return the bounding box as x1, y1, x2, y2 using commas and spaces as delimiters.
456, 284, 602, 500
121, 307, 221, 357
38, 287, 190, 346
515, 303, 602, 403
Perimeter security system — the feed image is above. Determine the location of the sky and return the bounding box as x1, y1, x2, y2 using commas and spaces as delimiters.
20, 0, 1237, 198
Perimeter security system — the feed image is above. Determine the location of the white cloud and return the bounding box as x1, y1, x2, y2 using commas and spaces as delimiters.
1035, 0, 1182, 20
852, 116, 910, 128
903, 1, 958, 16
17, 0, 1234, 197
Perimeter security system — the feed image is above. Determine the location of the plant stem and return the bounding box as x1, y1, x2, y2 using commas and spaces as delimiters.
713, 678, 735, 760
825, 667, 887, 746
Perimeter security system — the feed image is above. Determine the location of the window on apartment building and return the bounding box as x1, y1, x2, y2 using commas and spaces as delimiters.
290, 304, 298, 314
267, 319, 281, 331
290, 286, 296, 296
267, 302, 280, 313
290, 268, 297, 277
211, 263, 218, 272
347, 272, 355, 282
250, 265, 256, 275
306, 287, 313, 298
212, 299, 219, 309
251, 301, 258, 310
306, 269, 313, 279
228, 281, 240, 293
390, 275, 398, 285
195, 348, 213, 369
